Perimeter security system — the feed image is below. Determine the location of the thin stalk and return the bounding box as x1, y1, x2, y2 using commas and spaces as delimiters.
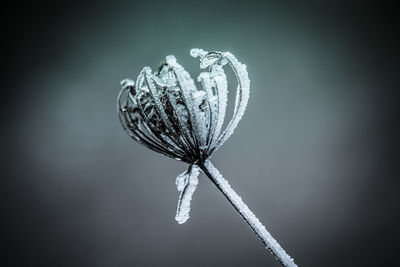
198, 159, 297, 267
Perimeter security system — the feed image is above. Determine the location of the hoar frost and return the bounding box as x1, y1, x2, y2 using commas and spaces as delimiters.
175, 165, 200, 224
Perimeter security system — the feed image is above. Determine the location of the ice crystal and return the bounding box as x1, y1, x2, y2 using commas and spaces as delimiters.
175, 165, 200, 224
202, 160, 296, 266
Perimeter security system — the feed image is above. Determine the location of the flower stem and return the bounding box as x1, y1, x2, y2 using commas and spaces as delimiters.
198, 159, 297, 267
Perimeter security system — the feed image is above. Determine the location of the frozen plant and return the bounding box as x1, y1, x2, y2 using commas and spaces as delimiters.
117, 48, 297, 266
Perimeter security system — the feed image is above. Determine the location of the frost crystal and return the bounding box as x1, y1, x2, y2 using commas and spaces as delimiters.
118, 49, 296, 266
201, 160, 297, 266
175, 165, 200, 224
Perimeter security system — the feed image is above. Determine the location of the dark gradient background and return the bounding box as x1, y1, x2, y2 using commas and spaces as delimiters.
2, 0, 399, 266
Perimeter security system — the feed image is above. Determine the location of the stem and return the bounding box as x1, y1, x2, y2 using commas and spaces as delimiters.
198, 160, 297, 267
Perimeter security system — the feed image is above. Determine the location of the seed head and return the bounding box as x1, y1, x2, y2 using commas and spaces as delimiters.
117, 48, 250, 164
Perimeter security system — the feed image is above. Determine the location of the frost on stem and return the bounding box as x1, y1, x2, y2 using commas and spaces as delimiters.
175, 165, 200, 224
200, 160, 297, 267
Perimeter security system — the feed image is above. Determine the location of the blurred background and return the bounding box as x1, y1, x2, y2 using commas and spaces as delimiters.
2, 0, 398, 266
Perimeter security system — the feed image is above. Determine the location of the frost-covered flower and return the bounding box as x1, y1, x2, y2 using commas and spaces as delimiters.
118, 49, 249, 164
117, 49, 296, 267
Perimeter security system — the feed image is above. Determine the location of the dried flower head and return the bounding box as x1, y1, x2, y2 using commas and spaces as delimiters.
118, 48, 249, 164
117, 49, 296, 267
